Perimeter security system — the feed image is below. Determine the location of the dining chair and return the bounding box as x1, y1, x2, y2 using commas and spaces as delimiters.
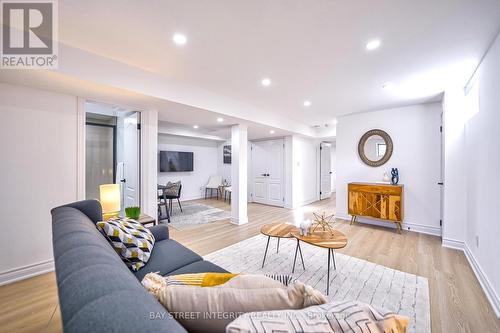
205, 175, 222, 199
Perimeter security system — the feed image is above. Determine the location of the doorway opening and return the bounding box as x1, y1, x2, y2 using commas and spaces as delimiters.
85, 101, 141, 216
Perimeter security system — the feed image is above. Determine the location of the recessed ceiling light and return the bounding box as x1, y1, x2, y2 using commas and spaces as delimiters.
217, 117, 224, 123
381, 82, 395, 90
270, 130, 275, 134
173, 33, 187, 45
193, 125, 199, 129
261, 78, 271, 87
303, 100, 311, 107
366, 39, 381, 51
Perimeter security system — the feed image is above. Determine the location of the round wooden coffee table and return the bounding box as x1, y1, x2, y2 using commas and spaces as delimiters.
291, 229, 348, 295
260, 223, 304, 269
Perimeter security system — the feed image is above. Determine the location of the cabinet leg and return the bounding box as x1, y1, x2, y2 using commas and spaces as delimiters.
396, 222, 402, 234
350, 215, 357, 225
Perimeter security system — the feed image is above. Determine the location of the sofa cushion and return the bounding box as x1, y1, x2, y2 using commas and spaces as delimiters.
149, 224, 169, 241
166, 260, 228, 276
97, 218, 155, 271
64, 289, 186, 333
134, 239, 202, 280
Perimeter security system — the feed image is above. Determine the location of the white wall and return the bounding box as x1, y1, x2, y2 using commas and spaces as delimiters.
442, 88, 467, 245
0, 83, 78, 283
442, 31, 500, 316
292, 136, 320, 208
464, 32, 500, 315
336, 103, 442, 235
331, 142, 337, 192
158, 134, 219, 201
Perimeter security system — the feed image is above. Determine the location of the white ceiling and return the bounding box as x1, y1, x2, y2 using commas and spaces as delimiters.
57, 0, 500, 126
157, 120, 290, 142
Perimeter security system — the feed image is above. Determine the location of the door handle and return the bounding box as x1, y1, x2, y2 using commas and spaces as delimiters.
121, 178, 126, 183
266, 174, 270, 177
437, 182, 443, 185
261, 173, 267, 176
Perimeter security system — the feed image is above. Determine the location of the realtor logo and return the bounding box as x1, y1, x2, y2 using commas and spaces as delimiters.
1, 0, 58, 68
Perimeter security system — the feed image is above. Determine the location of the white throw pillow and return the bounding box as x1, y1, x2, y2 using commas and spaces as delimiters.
226, 300, 409, 333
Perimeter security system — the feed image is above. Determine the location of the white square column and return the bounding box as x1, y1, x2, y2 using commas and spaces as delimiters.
230, 124, 248, 225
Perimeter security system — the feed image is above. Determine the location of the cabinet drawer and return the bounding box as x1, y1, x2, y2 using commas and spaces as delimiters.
348, 183, 403, 196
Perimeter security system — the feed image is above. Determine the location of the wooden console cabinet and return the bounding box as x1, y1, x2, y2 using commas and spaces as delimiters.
348, 182, 404, 233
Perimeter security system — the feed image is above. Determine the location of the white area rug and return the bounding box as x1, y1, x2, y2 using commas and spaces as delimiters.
168, 203, 230, 230
204, 234, 431, 333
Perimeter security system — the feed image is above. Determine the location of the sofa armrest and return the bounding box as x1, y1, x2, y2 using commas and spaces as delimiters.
149, 224, 169, 241
51, 199, 102, 224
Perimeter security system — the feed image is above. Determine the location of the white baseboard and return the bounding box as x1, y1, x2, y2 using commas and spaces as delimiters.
181, 195, 206, 201
230, 216, 248, 225
0, 259, 54, 286
289, 197, 319, 209
442, 238, 465, 250
441, 238, 499, 317
302, 197, 319, 206
463, 243, 500, 318
402, 221, 442, 236
335, 212, 442, 237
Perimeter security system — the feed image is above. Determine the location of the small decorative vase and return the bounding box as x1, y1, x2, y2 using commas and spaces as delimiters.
383, 172, 390, 183
391, 168, 399, 185
300, 219, 312, 236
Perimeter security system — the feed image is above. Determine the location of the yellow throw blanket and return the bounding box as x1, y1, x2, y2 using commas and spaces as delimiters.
165, 272, 239, 287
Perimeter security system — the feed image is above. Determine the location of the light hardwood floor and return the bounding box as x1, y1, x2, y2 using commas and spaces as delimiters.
0, 196, 498, 333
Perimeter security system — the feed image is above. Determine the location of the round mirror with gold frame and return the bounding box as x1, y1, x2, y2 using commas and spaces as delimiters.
358, 129, 393, 167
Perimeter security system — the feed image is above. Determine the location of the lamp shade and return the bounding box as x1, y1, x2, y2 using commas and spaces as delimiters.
99, 184, 121, 214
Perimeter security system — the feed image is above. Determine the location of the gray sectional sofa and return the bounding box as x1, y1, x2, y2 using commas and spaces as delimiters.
51, 200, 227, 333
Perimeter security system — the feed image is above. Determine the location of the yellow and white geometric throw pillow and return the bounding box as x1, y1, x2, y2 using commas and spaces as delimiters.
97, 217, 155, 271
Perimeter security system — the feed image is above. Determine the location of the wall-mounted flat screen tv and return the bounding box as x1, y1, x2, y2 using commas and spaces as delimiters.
159, 151, 194, 172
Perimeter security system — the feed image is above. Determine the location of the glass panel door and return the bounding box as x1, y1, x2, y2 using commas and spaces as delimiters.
85, 123, 115, 200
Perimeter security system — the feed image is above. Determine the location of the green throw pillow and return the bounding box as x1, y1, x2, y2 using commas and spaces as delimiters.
97, 218, 155, 271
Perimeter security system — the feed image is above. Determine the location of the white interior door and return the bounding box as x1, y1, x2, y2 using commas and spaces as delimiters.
320, 143, 332, 199
252, 143, 268, 204
266, 140, 284, 206
123, 112, 140, 209
251, 139, 284, 207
